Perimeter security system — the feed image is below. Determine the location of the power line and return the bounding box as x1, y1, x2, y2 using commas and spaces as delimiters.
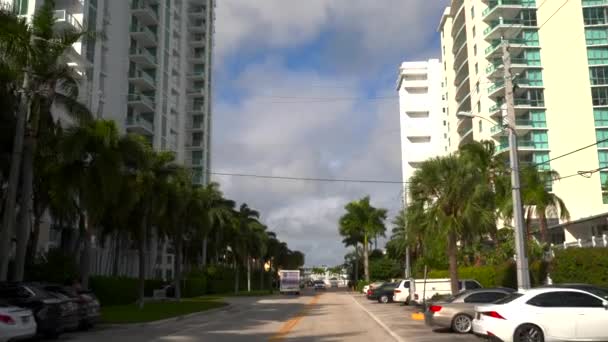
209, 171, 408, 184
538, 0, 570, 30
555, 166, 608, 181
533, 137, 608, 167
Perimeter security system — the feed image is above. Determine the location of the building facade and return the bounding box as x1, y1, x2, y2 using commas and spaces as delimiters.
397, 60, 445, 202
439, 0, 608, 244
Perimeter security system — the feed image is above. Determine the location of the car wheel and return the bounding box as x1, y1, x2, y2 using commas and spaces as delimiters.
514, 324, 544, 342
451, 314, 472, 334
380, 295, 389, 304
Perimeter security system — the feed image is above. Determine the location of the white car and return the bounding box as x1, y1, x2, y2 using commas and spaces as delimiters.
472, 285, 608, 342
362, 285, 370, 294
0, 304, 36, 342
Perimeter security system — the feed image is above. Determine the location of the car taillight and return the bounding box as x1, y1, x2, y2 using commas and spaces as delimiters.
0, 314, 15, 325
394, 289, 401, 293
482, 311, 506, 320
429, 305, 442, 313
367, 290, 372, 295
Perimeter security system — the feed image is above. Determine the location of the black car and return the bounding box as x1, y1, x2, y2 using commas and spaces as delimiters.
367, 282, 399, 303
42, 284, 100, 329
0, 283, 67, 338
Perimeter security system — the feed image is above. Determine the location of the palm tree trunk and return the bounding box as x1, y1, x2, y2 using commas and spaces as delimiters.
13, 133, 36, 281
137, 212, 148, 308
234, 260, 239, 294
27, 210, 42, 262
447, 230, 459, 295
202, 235, 208, 268
112, 232, 120, 277
247, 256, 251, 292
174, 236, 182, 301
354, 244, 359, 283
0, 72, 30, 281
363, 235, 370, 282
81, 220, 93, 290
539, 210, 548, 244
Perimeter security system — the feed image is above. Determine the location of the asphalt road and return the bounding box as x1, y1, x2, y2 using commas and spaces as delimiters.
59, 289, 477, 342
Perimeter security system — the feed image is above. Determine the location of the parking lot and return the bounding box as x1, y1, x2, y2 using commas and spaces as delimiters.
352, 293, 478, 342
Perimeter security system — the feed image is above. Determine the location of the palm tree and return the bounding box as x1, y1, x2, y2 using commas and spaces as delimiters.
407, 145, 496, 295
0, 0, 92, 280
520, 168, 570, 244
229, 203, 261, 294
341, 234, 361, 283
59, 120, 124, 289
338, 196, 387, 282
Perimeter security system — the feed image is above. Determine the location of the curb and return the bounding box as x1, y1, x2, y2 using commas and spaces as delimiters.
411, 312, 425, 321
351, 296, 406, 342
100, 303, 232, 328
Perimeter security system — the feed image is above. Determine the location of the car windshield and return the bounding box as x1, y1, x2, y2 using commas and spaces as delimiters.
493, 293, 523, 304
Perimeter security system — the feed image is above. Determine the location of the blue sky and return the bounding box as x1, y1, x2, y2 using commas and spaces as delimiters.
212, 0, 448, 266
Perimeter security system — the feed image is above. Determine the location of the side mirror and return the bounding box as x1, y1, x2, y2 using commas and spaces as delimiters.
603, 301, 608, 310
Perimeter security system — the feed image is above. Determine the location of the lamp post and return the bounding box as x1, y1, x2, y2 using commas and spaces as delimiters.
456, 110, 531, 290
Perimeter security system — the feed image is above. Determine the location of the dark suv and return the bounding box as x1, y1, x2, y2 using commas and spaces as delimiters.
42, 284, 100, 329
367, 282, 399, 303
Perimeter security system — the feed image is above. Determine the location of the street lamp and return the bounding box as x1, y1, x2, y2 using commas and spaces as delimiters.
456, 110, 531, 290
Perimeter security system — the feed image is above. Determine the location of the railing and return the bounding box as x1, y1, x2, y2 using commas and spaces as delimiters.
131, 0, 159, 18
486, 58, 540, 75
53, 9, 82, 29
485, 38, 539, 55
130, 24, 157, 40
497, 140, 537, 152
126, 116, 154, 132
484, 18, 527, 36
488, 80, 505, 93
549, 235, 608, 257
128, 93, 155, 107
130, 47, 157, 63
482, 0, 536, 17
515, 78, 543, 87
130, 69, 156, 84
582, 0, 608, 6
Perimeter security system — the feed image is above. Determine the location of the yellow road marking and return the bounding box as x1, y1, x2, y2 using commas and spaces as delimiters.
269, 294, 322, 341
411, 312, 425, 321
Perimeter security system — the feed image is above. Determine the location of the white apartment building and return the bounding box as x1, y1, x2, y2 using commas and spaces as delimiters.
439, 0, 608, 246
6, 0, 216, 279
397, 60, 445, 201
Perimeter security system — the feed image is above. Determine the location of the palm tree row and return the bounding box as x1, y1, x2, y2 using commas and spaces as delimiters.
388, 140, 569, 294
0, 1, 305, 307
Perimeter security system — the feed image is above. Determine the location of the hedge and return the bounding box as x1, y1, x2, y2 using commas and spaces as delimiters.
550, 248, 608, 287
89, 276, 164, 306
426, 261, 548, 288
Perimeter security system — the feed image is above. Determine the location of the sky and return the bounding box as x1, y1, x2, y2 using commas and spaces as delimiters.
212, 0, 448, 267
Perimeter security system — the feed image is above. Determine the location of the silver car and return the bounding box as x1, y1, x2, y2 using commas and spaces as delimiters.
424, 288, 515, 334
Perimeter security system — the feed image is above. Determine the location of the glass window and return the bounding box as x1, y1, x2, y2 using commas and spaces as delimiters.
589, 49, 608, 65
524, 50, 542, 65
528, 291, 603, 308
591, 67, 608, 85
601, 171, 608, 191
599, 151, 608, 168
521, 10, 538, 26
584, 7, 607, 25
599, 129, 608, 148
595, 109, 608, 126
530, 110, 547, 127
586, 28, 608, 45
473, 44, 477, 56
528, 131, 549, 149
524, 69, 543, 86
472, 26, 476, 37
470, 6, 474, 19
475, 63, 478, 74
464, 292, 508, 303
495, 293, 523, 304
521, 30, 540, 45
466, 281, 482, 290
593, 87, 608, 106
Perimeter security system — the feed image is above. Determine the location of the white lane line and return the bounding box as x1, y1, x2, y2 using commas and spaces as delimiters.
351, 296, 406, 342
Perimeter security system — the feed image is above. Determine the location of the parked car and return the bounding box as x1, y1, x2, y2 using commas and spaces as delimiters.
405, 278, 482, 305
368, 282, 399, 303
41, 284, 100, 329
472, 285, 608, 342
424, 288, 515, 333
313, 280, 326, 290
329, 278, 339, 288
0, 283, 67, 338
0, 302, 36, 342
363, 281, 385, 295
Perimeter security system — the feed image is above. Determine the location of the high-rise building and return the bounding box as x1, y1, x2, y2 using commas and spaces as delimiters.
7, 0, 215, 185
439, 0, 608, 244
396, 60, 445, 201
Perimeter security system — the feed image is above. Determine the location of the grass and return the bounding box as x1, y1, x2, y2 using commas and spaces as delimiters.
101, 299, 228, 324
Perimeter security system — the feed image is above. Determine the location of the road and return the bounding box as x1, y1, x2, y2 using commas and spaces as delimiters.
61, 289, 478, 342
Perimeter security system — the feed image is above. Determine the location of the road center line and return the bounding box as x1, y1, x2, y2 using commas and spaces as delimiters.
351, 295, 406, 342
268, 294, 322, 341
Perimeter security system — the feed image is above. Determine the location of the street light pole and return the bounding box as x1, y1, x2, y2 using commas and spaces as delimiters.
502, 40, 531, 290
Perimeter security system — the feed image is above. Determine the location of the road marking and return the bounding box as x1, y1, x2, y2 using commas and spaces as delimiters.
268, 294, 322, 341
351, 296, 406, 342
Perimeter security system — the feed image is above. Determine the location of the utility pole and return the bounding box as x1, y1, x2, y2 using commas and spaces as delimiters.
502, 39, 531, 290
402, 190, 411, 279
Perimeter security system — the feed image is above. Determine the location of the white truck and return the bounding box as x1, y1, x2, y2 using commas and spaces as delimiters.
279, 270, 301, 295
393, 278, 482, 304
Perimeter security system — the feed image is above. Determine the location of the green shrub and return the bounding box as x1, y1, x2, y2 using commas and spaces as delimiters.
90, 276, 138, 306
25, 249, 79, 284
356, 280, 370, 292
550, 248, 608, 287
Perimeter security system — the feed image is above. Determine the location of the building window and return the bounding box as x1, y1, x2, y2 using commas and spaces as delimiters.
443, 120, 447, 126
596, 128, 608, 147
472, 26, 476, 37
592, 87, 608, 106
473, 44, 477, 56
584, 7, 606, 25
588, 48, 608, 65
591, 67, 608, 85
407, 136, 432, 143
443, 46, 445, 55
479, 120, 483, 132
586, 28, 608, 46
476, 82, 480, 93
471, 6, 475, 19
475, 63, 478, 74
477, 101, 481, 113
595, 109, 608, 126
167, 255, 173, 264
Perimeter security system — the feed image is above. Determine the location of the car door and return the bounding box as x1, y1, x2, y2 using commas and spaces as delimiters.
569, 292, 608, 340
526, 291, 578, 340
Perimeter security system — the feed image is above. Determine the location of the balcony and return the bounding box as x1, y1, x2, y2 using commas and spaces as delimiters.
129, 70, 156, 91
514, 78, 544, 96
489, 102, 504, 118
485, 38, 539, 58
126, 116, 154, 136
129, 47, 157, 67
189, 20, 206, 33
128, 93, 155, 113
484, 18, 530, 41
496, 140, 548, 155
54, 9, 82, 31
189, 6, 205, 18
488, 80, 505, 100
190, 35, 206, 47
455, 76, 471, 101
452, 24, 468, 55
187, 120, 204, 131
130, 24, 157, 46
131, 1, 158, 25
186, 141, 204, 149
187, 87, 205, 96
491, 119, 547, 137
483, 0, 535, 22
582, 0, 608, 7
486, 57, 541, 79
457, 93, 472, 113
187, 71, 205, 80
457, 116, 473, 134
459, 128, 474, 147
188, 106, 205, 114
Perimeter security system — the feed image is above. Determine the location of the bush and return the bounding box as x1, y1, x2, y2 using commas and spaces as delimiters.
369, 257, 402, 280
356, 280, 370, 292
25, 249, 79, 284
90, 277, 166, 306
550, 248, 608, 287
